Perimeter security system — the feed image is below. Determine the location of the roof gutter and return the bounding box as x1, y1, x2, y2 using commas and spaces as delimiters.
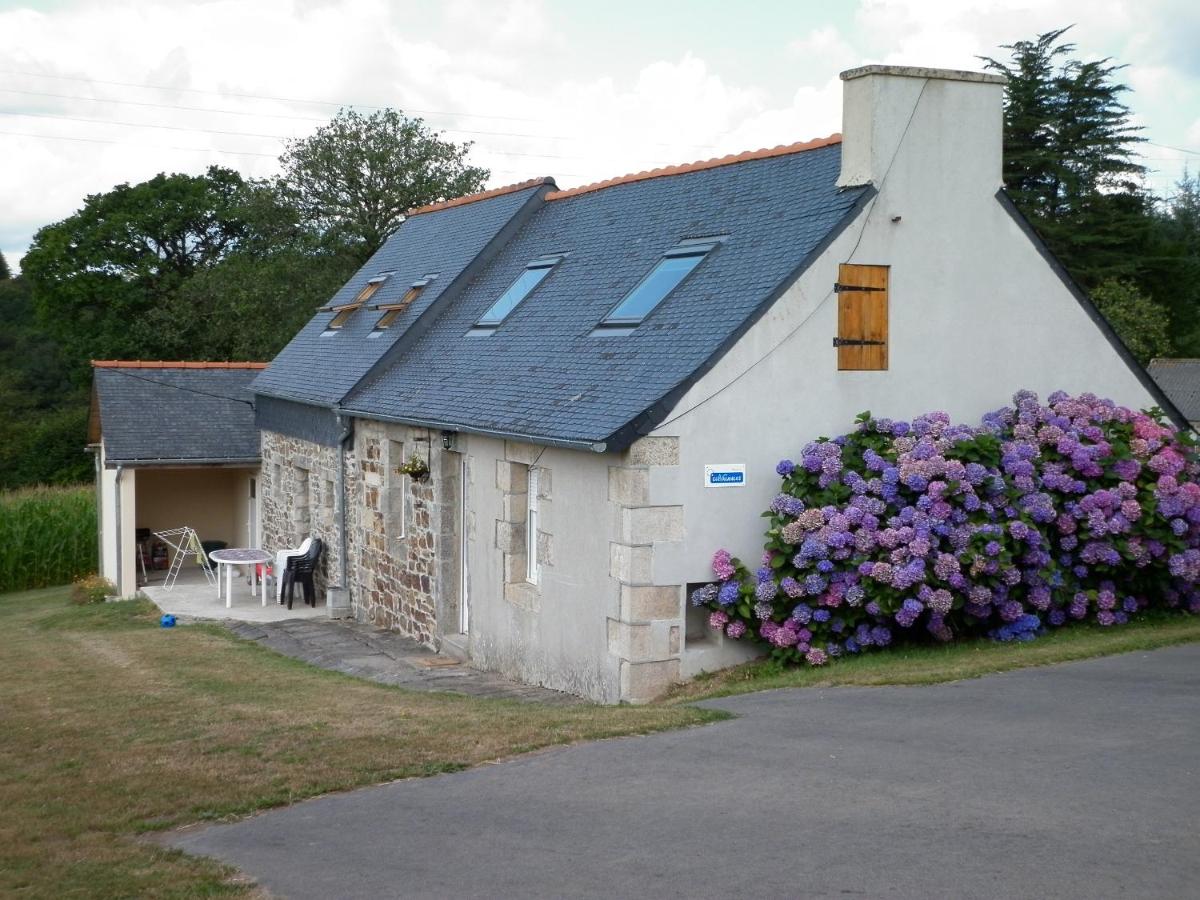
102, 457, 261, 469
251, 387, 338, 409
338, 406, 607, 453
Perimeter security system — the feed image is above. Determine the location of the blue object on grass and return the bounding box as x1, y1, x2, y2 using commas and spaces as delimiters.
160, 614, 176, 628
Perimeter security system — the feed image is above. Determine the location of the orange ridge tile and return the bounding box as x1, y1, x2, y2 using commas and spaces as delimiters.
406, 177, 557, 217
91, 360, 269, 369
545, 134, 843, 201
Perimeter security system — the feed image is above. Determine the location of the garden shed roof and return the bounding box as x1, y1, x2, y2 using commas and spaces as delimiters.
90, 362, 264, 466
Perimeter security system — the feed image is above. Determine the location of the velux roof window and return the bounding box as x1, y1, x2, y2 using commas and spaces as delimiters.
321, 272, 393, 333
472, 254, 565, 331
599, 237, 723, 328
368, 274, 438, 336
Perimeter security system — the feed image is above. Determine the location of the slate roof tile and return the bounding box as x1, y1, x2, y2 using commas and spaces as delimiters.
1147, 359, 1200, 422
251, 183, 548, 406
341, 141, 866, 446
92, 364, 262, 463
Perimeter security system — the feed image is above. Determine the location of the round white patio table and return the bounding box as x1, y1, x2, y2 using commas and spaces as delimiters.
209, 548, 274, 609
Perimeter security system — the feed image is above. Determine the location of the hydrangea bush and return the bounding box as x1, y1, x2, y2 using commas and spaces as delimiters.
691, 391, 1200, 666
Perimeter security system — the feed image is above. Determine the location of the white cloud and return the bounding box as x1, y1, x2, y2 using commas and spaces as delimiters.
1, 0, 1197, 270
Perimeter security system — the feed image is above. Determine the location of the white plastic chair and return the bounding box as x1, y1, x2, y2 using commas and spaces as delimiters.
273, 537, 313, 603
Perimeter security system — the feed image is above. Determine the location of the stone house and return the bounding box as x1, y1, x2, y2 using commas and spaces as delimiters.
252, 65, 1186, 703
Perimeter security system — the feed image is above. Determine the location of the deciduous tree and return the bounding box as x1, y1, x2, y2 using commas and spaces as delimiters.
277, 108, 489, 262
1091, 279, 1171, 364
21, 166, 258, 367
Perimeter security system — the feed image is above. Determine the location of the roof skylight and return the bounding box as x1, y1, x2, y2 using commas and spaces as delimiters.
599, 238, 722, 327
474, 255, 564, 329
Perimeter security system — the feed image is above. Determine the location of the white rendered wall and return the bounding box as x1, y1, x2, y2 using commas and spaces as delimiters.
99, 441, 118, 588
99, 453, 137, 597
99, 443, 137, 597
463, 435, 622, 702
651, 68, 1160, 590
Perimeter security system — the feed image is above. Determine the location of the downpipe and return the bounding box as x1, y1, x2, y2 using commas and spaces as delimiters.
326, 412, 354, 619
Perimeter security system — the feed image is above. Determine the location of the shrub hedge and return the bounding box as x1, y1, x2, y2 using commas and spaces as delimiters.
692, 392, 1199, 665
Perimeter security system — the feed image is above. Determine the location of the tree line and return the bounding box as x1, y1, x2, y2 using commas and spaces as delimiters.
0, 109, 487, 487
2, 27, 1198, 489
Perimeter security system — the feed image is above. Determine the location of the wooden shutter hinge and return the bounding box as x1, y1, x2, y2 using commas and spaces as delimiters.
832, 337, 886, 347
834, 282, 886, 293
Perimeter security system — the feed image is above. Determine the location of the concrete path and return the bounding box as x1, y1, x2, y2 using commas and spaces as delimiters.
167, 644, 1200, 899
225, 618, 583, 705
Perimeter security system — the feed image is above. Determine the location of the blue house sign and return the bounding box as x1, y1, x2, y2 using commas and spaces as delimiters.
704, 464, 746, 488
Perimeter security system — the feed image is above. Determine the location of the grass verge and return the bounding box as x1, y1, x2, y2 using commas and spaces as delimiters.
667, 611, 1200, 703
0, 587, 724, 899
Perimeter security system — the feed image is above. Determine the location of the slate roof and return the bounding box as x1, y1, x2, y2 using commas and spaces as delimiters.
1147, 359, 1200, 423
252, 181, 550, 407
91, 362, 264, 465
341, 140, 868, 447
253, 138, 868, 448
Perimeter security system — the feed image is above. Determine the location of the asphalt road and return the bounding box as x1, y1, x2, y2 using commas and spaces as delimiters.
167, 644, 1200, 899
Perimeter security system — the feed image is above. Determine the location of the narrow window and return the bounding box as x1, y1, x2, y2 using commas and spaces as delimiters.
373, 274, 437, 332
526, 468, 539, 584
475, 255, 564, 329
835, 263, 889, 371
321, 272, 392, 332
386, 440, 406, 538
600, 238, 720, 326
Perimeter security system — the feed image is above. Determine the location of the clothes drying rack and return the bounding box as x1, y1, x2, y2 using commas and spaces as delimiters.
153, 526, 217, 592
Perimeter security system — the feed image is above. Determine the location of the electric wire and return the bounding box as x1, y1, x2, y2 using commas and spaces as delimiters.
0, 126, 278, 157
95, 366, 257, 408
0, 86, 701, 146
0, 68, 725, 151
0, 108, 679, 165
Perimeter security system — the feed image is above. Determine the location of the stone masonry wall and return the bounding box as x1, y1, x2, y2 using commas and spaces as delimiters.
260, 429, 342, 600
346, 421, 441, 643
263, 423, 456, 646
607, 435, 685, 703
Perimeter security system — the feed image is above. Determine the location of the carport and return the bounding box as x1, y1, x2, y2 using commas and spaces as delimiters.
88, 361, 265, 597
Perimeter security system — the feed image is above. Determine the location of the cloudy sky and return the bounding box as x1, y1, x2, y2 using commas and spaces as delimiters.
1, 0, 1198, 270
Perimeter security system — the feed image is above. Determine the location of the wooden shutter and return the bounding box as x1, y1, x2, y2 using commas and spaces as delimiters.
836, 263, 889, 371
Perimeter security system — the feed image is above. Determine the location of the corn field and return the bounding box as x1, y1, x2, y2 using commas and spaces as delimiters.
0, 486, 97, 593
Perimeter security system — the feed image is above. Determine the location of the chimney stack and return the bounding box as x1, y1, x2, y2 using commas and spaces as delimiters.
836, 65, 1007, 196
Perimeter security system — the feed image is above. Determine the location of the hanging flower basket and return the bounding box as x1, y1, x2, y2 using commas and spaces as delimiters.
395, 454, 430, 482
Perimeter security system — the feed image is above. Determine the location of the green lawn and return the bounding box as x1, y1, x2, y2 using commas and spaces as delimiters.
668, 611, 1200, 702
0, 587, 723, 899
5, 586, 1198, 898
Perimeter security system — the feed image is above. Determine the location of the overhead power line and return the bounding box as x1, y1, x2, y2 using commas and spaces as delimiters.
0, 127, 277, 157
0, 107, 680, 165
0, 67, 552, 124
0, 86, 328, 123
0, 128, 576, 177
1, 108, 288, 139
0, 85, 673, 144
0, 68, 725, 152
1145, 140, 1200, 156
